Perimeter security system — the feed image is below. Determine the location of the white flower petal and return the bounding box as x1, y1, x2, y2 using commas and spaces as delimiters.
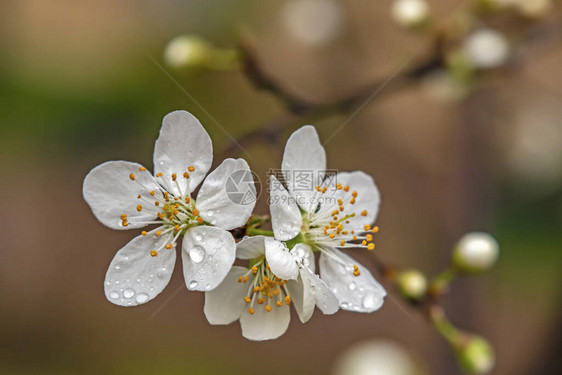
153, 110, 213, 196
236, 236, 266, 260
83, 161, 160, 230
291, 243, 315, 273
269, 175, 303, 241
265, 238, 299, 280
300, 266, 339, 315
334, 171, 380, 230
286, 274, 315, 323
197, 158, 256, 230
319, 248, 386, 312
282, 125, 327, 213
239, 300, 291, 341
182, 226, 236, 292
104, 229, 176, 306
204, 266, 249, 325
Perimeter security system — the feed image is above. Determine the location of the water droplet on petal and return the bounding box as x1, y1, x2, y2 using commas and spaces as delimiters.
189, 280, 198, 289
123, 289, 135, 298
114, 264, 121, 270
109, 291, 119, 299
189, 246, 205, 263
348, 281, 356, 290
362, 292, 381, 310
195, 234, 203, 241
207, 210, 214, 217
136, 293, 149, 304
205, 284, 211, 290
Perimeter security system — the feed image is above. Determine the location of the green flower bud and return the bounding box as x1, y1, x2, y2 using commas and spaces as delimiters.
453, 232, 499, 273
455, 336, 495, 374
397, 269, 427, 300
163, 35, 213, 69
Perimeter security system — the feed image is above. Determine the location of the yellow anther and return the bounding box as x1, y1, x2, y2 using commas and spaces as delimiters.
171, 173, 177, 181
141, 231, 147, 236
163, 192, 169, 199
157, 213, 165, 219
315, 186, 321, 192
238, 276, 243, 283
150, 250, 158, 257
322, 186, 327, 193
361, 210, 368, 217
136, 204, 142, 212
122, 221, 129, 227
352, 191, 358, 197
372, 226, 379, 233
273, 289, 280, 296
165, 243, 173, 250
353, 264, 359, 270
155, 230, 162, 236
192, 208, 200, 216
339, 205, 344, 212
276, 300, 283, 307
129, 173, 135, 181
154, 201, 160, 207
265, 305, 272, 312
366, 234, 373, 242
196, 217, 204, 224
340, 240, 345, 246
244, 296, 251, 303
257, 298, 264, 305
352, 235, 357, 241
285, 296, 291, 305
342, 231, 348, 235
243, 276, 248, 283
139, 167, 146, 171
248, 308, 255, 315
331, 210, 339, 216
174, 225, 181, 232
364, 224, 371, 231
329, 233, 335, 239
362, 240, 367, 246
137, 194, 141, 199
251, 266, 258, 274
183, 172, 190, 179
150, 191, 155, 196
344, 185, 350, 192
333, 216, 338, 221
185, 197, 191, 204
353, 270, 361, 277
253, 286, 260, 293
337, 199, 343, 205
336, 183, 342, 190
367, 243, 375, 251
349, 197, 356, 205
188, 166, 195, 172
120, 214, 127, 220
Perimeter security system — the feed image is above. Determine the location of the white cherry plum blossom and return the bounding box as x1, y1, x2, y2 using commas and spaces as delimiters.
83, 110, 256, 306
204, 235, 339, 340
269, 125, 387, 312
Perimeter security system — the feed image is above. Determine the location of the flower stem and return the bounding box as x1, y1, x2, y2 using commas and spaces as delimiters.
246, 228, 274, 237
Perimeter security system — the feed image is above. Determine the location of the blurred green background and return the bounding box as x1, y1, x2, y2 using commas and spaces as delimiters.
1, 0, 561, 374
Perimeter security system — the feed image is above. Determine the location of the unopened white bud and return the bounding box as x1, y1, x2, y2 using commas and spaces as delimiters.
391, 0, 430, 29
453, 232, 499, 273
463, 29, 510, 69
163, 35, 213, 69
397, 269, 427, 300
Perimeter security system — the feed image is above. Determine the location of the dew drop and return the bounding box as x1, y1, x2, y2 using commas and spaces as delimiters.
136, 293, 149, 304
189, 246, 205, 263
109, 291, 119, 299
123, 289, 135, 298
189, 280, 198, 289
114, 264, 121, 270
362, 292, 381, 310
348, 281, 356, 290
206, 210, 214, 217
195, 234, 203, 241
205, 284, 211, 290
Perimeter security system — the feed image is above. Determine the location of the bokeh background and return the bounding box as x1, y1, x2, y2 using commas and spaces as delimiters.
1, 0, 561, 374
